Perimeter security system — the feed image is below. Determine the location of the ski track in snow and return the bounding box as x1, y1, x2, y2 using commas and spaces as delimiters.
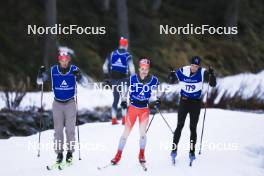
0, 109, 263, 176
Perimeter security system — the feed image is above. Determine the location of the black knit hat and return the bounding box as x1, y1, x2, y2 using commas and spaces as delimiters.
191, 56, 201, 65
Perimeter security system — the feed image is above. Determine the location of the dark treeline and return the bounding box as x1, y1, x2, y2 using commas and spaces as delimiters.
0, 0, 263, 91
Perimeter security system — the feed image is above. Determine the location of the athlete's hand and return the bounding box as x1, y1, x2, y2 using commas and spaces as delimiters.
121, 101, 127, 109
168, 70, 176, 84
208, 67, 214, 76
154, 99, 161, 109
73, 69, 80, 77
39, 66, 46, 74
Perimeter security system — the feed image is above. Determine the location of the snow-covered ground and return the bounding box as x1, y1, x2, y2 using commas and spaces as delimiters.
0, 109, 263, 176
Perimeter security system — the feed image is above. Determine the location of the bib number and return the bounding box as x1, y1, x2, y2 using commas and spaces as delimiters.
185, 84, 196, 91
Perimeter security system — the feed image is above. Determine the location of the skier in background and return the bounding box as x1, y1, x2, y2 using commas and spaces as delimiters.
37, 49, 86, 164
111, 58, 161, 165
168, 56, 216, 163
103, 37, 135, 125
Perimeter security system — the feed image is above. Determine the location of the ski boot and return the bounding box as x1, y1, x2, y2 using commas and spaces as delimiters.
66, 151, 73, 163
111, 150, 122, 165
171, 151, 177, 165
56, 153, 63, 164
121, 116, 125, 125
138, 149, 146, 163
112, 118, 119, 125
189, 151, 196, 166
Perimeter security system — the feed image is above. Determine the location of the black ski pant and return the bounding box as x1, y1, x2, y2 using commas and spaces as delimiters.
111, 78, 127, 118
172, 98, 201, 153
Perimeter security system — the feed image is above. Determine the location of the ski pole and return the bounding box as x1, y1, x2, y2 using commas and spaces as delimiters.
73, 69, 82, 160
198, 71, 211, 155
75, 83, 82, 160
37, 82, 44, 157
146, 113, 156, 133
157, 109, 174, 134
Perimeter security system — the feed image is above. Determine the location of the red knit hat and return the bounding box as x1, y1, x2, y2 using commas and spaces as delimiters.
119, 37, 128, 48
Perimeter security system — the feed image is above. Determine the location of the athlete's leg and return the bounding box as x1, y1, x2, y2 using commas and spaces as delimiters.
138, 108, 150, 162
111, 106, 138, 164
189, 101, 201, 153
172, 100, 189, 152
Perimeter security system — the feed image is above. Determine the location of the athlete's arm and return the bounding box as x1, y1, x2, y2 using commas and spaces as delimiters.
102, 57, 110, 75
120, 77, 130, 102
74, 68, 89, 87
203, 68, 216, 87
127, 55, 135, 75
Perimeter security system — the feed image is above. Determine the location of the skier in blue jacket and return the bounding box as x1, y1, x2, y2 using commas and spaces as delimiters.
103, 37, 135, 125
37, 49, 86, 164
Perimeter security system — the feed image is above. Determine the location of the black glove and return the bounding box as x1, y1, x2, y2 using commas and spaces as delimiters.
154, 99, 161, 109
121, 101, 127, 109
208, 67, 214, 76
39, 66, 46, 75
73, 69, 80, 77
168, 70, 176, 84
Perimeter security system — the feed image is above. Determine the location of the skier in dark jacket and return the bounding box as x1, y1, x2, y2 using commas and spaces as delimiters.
102, 37, 135, 125
37, 49, 86, 164
168, 56, 216, 163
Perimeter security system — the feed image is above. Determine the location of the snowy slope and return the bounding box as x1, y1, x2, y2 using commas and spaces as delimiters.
0, 85, 113, 111
0, 70, 263, 110
0, 109, 263, 176
213, 70, 264, 104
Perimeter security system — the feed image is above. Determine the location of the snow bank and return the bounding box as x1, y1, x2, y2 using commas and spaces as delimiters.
213, 70, 264, 104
